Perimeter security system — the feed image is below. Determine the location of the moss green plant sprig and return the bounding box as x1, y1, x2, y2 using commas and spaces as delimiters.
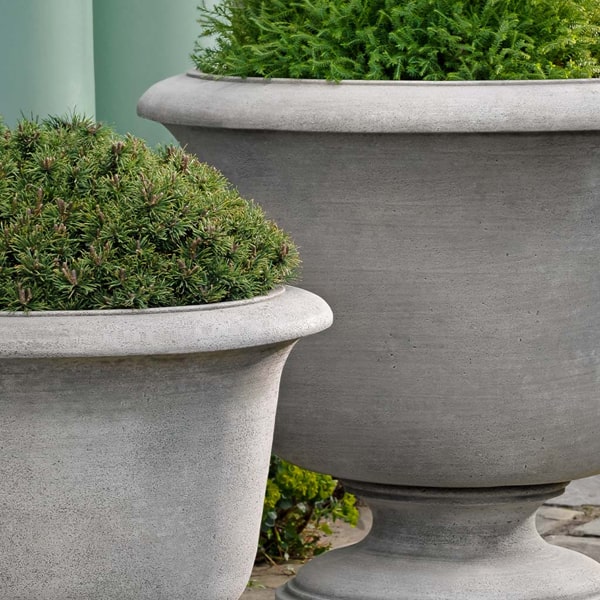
260, 455, 359, 563
0, 115, 299, 311
192, 0, 600, 81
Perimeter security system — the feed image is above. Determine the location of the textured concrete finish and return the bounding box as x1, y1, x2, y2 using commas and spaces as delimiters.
0, 287, 332, 600
138, 74, 600, 599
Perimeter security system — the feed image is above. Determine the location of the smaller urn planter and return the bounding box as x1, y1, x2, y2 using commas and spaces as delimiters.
0, 286, 332, 600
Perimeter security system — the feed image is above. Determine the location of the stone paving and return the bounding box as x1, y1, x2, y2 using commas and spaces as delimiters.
540, 475, 600, 565
241, 475, 600, 599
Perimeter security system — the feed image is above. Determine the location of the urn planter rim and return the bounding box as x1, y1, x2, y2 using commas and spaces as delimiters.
0, 285, 333, 358
137, 71, 600, 134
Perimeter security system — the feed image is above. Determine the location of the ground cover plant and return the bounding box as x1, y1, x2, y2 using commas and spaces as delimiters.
0, 116, 299, 310
193, 0, 600, 80
259, 455, 359, 563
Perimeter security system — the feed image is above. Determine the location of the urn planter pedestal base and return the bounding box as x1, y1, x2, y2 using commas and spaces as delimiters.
276, 482, 600, 600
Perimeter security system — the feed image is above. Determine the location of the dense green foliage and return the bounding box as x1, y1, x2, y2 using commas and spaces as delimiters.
259, 455, 359, 563
193, 0, 600, 80
0, 116, 299, 311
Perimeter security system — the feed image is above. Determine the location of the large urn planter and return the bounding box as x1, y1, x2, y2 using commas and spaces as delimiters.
139, 75, 600, 598
0, 286, 332, 600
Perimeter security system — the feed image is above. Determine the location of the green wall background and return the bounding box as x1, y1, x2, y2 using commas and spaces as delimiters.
0, 0, 96, 126
93, 0, 201, 146
0, 0, 214, 145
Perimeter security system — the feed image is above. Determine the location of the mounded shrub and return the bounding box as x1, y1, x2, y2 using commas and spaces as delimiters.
0, 116, 299, 310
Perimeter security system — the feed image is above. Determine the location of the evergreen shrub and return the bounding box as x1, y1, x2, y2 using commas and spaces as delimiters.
259, 455, 360, 563
0, 116, 299, 310
193, 0, 600, 80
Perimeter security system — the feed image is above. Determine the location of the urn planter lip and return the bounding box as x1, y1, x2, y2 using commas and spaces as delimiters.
0, 285, 333, 358
137, 70, 600, 134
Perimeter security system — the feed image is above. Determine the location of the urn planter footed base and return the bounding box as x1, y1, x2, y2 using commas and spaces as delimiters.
276, 482, 600, 600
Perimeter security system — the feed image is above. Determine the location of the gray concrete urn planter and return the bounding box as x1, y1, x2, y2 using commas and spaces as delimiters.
139, 75, 600, 598
0, 286, 332, 600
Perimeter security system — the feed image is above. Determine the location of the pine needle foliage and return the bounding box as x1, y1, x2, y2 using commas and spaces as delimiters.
0, 116, 299, 311
192, 0, 600, 80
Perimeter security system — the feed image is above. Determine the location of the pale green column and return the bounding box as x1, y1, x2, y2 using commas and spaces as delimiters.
0, 0, 95, 127
93, 0, 211, 147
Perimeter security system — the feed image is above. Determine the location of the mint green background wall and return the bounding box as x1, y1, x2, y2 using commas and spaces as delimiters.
0, 0, 214, 145
0, 0, 96, 126
93, 0, 209, 146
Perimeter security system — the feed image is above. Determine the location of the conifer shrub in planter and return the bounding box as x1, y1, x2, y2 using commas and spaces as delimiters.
192, 0, 600, 80
138, 3, 600, 598
0, 115, 332, 600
